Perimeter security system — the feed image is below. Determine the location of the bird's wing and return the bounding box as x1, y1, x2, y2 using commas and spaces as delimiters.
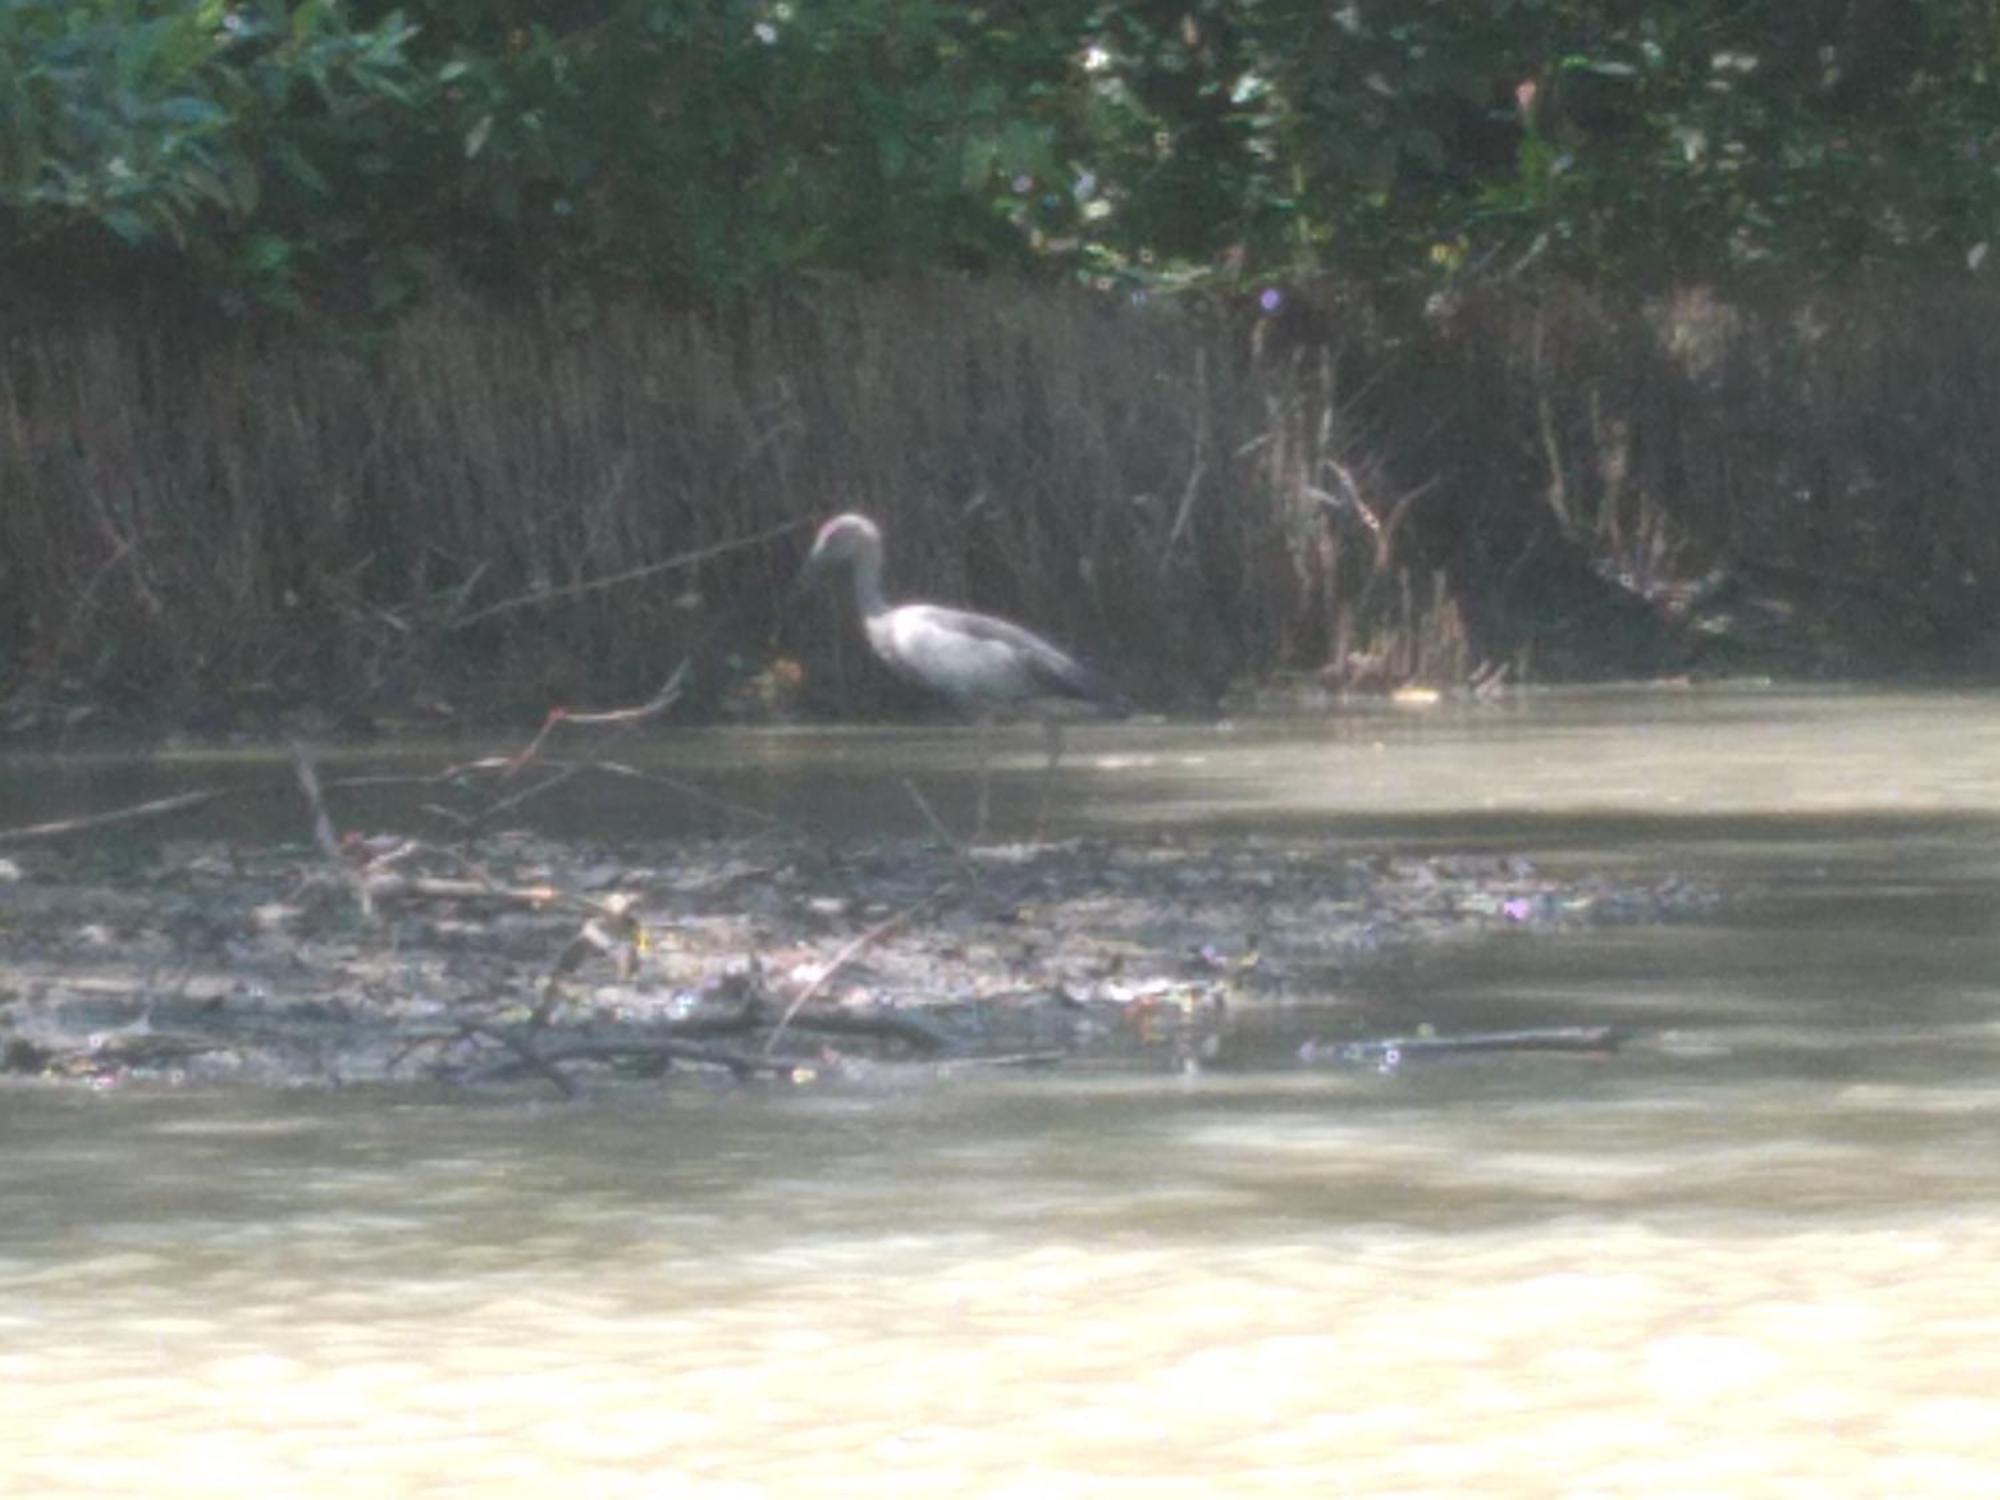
919, 605, 1128, 712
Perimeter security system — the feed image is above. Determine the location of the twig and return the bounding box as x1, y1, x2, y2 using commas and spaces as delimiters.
501, 658, 690, 777
289, 739, 372, 920
468, 1036, 798, 1087
288, 739, 343, 865
537, 892, 645, 1022
762, 881, 957, 1058
359, 874, 560, 905
500, 710, 571, 778
340, 748, 782, 834
44, 537, 135, 699
586, 760, 782, 827
480, 763, 583, 822
781, 1002, 953, 1055
418, 801, 475, 829
901, 777, 965, 852
934, 1051, 1067, 1074
0, 787, 221, 846
1159, 347, 1210, 575
447, 521, 805, 630
434, 559, 490, 627
560, 658, 691, 725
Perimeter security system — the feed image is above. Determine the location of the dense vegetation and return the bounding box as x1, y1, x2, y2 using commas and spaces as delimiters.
7, 1, 1996, 310
3, 3, 1998, 727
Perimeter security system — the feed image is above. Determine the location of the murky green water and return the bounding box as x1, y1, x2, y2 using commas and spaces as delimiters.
6, 688, 2000, 1495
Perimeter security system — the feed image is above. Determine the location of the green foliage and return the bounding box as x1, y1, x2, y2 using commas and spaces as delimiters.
1061, 1, 2000, 285
3, 1, 1997, 311
0, 0, 435, 307
401, 1, 1080, 294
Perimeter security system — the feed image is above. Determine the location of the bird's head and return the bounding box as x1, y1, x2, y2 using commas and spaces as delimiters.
794, 512, 880, 591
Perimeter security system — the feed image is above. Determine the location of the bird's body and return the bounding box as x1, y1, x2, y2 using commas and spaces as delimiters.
798, 512, 1125, 837
867, 602, 1119, 718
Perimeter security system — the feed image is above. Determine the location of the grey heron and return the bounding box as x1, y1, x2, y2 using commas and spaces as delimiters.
796, 512, 1127, 840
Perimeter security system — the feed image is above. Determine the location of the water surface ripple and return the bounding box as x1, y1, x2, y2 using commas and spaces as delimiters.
6, 689, 2000, 1495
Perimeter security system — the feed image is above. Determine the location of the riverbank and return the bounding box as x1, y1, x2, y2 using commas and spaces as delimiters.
10, 279, 2000, 742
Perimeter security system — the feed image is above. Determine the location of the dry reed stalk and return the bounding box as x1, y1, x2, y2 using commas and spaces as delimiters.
11, 278, 1993, 722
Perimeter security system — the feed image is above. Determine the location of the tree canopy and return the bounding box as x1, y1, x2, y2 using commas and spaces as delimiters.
4, 0, 1997, 312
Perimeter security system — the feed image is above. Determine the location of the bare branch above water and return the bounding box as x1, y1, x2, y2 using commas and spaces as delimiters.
0, 789, 222, 847
445, 521, 806, 631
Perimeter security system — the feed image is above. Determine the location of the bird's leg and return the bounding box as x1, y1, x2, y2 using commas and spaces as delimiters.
1033, 719, 1064, 843
973, 714, 994, 845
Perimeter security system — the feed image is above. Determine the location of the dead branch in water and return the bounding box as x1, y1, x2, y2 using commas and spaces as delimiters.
288, 742, 599, 918
325, 743, 780, 833
901, 777, 965, 852
762, 881, 960, 1057
288, 739, 343, 865
478, 763, 582, 823
290, 738, 375, 920
656, 989, 955, 1056
531, 1037, 800, 1082
581, 759, 781, 827
771, 1001, 953, 1054
360, 873, 562, 906
500, 657, 691, 777
935, 1051, 1067, 1074
453, 1028, 802, 1094
458, 1022, 581, 1100
0, 788, 222, 846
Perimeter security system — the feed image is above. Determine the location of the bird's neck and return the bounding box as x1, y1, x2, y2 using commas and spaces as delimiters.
848, 549, 890, 621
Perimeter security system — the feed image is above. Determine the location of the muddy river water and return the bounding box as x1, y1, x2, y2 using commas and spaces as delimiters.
4, 688, 2000, 1495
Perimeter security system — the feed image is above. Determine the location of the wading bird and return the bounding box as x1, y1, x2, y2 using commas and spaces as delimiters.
796, 512, 1127, 840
